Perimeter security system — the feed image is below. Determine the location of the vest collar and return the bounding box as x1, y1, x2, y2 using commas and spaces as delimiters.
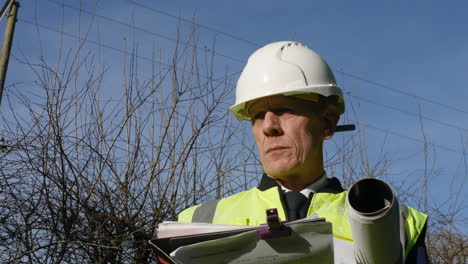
257, 173, 344, 194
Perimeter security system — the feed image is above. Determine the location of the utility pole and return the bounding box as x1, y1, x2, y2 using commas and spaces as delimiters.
0, 0, 19, 106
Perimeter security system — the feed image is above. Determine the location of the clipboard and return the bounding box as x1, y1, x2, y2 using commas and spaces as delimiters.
150, 208, 333, 264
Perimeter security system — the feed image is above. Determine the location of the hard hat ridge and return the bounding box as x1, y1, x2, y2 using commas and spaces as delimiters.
230, 41, 345, 121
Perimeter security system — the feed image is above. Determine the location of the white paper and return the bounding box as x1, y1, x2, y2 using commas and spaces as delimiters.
157, 221, 253, 239
157, 214, 322, 239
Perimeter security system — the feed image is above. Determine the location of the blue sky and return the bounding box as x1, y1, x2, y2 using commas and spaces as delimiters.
2, 0, 467, 232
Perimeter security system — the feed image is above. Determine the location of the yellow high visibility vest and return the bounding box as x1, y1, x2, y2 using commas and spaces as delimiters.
178, 185, 427, 256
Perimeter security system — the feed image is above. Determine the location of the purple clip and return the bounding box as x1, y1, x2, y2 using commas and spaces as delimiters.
258, 208, 291, 239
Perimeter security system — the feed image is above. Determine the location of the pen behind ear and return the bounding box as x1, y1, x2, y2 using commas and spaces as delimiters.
336, 124, 356, 132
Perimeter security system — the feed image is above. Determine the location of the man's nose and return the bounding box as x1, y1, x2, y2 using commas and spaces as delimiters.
262, 111, 283, 136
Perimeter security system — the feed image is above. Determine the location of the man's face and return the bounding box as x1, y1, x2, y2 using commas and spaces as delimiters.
249, 95, 326, 184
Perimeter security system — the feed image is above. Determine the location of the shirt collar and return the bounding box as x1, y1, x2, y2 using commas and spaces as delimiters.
280, 172, 329, 197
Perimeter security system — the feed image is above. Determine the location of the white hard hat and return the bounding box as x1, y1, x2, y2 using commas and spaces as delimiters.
230, 41, 345, 120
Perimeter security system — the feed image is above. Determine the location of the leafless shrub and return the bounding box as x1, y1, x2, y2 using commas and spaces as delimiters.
0, 18, 258, 262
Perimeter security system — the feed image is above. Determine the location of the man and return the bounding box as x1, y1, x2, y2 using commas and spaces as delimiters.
178, 41, 428, 262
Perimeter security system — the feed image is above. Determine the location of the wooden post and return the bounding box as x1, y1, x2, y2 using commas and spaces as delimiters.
0, 0, 19, 106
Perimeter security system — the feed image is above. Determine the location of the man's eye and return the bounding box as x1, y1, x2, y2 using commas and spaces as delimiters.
252, 112, 265, 120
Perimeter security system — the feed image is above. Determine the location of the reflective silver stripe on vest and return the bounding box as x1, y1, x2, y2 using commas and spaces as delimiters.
192, 199, 219, 223
400, 204, 409, 257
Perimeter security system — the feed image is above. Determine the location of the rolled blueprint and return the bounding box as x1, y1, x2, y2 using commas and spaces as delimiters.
345, 178, 404, 264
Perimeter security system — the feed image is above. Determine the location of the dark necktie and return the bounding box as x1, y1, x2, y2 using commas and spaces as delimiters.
284, 191, 308, 221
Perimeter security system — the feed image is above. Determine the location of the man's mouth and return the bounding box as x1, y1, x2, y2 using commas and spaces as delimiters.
266, 146, 288, 153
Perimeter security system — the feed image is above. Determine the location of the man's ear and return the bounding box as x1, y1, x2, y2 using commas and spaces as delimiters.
322, 105, 340, 140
